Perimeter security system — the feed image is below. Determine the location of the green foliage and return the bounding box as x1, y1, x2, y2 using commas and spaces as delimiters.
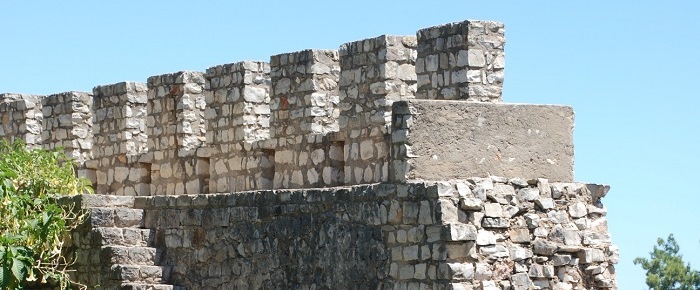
634, 234, 700, 290
0, 141, 92, 289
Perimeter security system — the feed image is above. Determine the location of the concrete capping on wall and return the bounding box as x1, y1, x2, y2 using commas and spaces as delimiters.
390, 100, 574, 183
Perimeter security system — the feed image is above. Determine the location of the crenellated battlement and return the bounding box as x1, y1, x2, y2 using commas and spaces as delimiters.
2, 19, 618, 290
416, 20, 506, 101
0, 93, 43, 149
0, 19, 573, 196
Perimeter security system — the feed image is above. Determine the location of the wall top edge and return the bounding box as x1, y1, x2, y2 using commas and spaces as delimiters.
393, 99, 573, 109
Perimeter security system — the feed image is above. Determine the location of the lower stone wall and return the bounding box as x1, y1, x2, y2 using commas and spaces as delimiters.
137, 184, 399, 289
272, 137, 345, 190
66, 178, 617, 289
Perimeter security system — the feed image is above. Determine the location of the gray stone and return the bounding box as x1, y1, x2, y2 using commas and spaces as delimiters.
509, 245, 532, 261
533, 239, 558, 256
474, 262, 492, 280
480, 245, 509, 260
438, 199, 460, 223
447, 224, 478, 241
518, 188, 540, 201
460, 197, 483, 211
553, 254, 572, 266
482, 217, 510, 228
535, 197, 555, 210
580, 248, 606, 263
511, 273, 531, 290
447, 263, 474, 280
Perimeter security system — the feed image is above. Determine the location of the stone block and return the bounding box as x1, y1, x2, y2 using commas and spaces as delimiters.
391, 100, 574, 182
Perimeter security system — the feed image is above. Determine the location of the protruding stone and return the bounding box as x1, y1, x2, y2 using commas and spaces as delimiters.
533, 239, 558, 256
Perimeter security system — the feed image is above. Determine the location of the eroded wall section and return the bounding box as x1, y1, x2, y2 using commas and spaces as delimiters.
67, 178, 617, 289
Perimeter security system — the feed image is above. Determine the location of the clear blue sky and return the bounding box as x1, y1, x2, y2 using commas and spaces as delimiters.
2, 1, 699, 288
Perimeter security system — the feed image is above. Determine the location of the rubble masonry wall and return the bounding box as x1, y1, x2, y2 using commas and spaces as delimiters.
1, 18, 617, 289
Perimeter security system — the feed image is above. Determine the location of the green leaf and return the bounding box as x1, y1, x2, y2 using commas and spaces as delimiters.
1, 266, 11, 288
42, 212, 49, 226
10, 258, 26, 284
25, 219, 37, 230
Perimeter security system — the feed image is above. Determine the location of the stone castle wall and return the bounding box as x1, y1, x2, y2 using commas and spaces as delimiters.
0, 19, 571, 196
137, 180, 615, 290
0, 19, 617, 289
66, 179, 616, 289
0, 93, 43, 149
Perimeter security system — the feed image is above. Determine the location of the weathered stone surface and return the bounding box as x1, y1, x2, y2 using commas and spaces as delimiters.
147, 71, 207, 195
0, 94, 44, 149
510, 228, 531, 244
533, 239, 558, 256
391, 100, 574, 182
416, 20, 505, 102
67, 178, 615, 289
477, 230, 497, 246
5, 17, 616, 290
41, 91, 94, 165
460, 197, 483, 211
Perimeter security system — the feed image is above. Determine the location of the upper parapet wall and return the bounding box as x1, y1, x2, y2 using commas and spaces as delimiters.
0, 93, 43, 149
0, 19, 578, 196
417, 20, 505, 101
41, 91, 94, 165
205, 61, 271, 144
269, 49, 340, 138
